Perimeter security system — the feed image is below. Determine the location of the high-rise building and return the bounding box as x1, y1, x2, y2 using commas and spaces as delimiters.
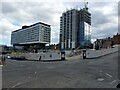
11, 22, 51, 50
59, 5, 91, 49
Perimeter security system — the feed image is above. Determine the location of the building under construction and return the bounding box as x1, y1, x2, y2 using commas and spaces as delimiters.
59, 2, 91, 49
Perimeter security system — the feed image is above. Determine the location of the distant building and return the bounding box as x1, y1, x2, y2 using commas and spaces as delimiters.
93, 33, 120, 50
112, 33, 120, 45
0, 45, 4, 52
0, 45, 9, 52
94, 37, 112, 50
45, 44, 60, 50
11, 22, 51, 52
59, 4, 91, 49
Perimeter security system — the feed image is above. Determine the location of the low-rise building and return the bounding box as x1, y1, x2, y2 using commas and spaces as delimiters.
94, 37, 112, 50
112, 33, 120, 45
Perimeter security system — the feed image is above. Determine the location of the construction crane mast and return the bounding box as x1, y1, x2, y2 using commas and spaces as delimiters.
84, 0, 88, 10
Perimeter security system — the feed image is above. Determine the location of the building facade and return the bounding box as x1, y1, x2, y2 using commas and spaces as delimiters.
59, 7, 91, 49
60, 9, 79, 49
94, 38, 112, 50
11, 22, 51, 51
94, 33, 120, 50
112, 33, 120, 45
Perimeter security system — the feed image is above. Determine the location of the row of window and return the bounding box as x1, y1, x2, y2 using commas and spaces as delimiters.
11, 23, 51, 44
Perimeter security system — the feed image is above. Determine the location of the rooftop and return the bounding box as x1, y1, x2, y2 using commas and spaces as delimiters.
12, 22, 51, 33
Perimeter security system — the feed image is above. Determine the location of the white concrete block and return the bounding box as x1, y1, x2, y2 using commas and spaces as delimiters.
86, 47, 119, 58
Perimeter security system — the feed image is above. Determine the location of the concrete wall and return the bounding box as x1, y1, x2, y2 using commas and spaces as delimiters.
10, 52, 61, 61
65, 50, 72, 56
86, 47, 119, 58
24, 52, 61, 60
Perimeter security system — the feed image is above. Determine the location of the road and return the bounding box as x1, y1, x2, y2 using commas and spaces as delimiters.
2, 52, 119, 88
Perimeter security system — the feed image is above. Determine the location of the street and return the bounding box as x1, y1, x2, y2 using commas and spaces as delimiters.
2, 52, 119, 88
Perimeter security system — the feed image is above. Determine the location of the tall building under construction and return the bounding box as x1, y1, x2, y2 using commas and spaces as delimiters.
59, 3, 91, 49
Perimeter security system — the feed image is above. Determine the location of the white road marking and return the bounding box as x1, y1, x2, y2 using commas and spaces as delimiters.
106, 73, 112, 77
11, 71, 38, 88
109, 80, 117, 84
97, 78, 104, 82
11, 82, 21, 88
11, 77, 38, 88
99, 70, 102, 73
28, 76, 31, 79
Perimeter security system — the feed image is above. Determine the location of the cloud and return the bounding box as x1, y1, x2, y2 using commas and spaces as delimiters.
1, 1, 64, 45
0, 1, 118, 46
0, 17, 21, 45
118, 1, 120, 34
90, 2, 118, 40
92, 26, 117, 39
2, 2, 16, 14
51, 26, 60, 44
92, 11, 110, 26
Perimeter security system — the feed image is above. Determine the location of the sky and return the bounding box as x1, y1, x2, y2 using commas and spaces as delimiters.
0, 0, 119, 46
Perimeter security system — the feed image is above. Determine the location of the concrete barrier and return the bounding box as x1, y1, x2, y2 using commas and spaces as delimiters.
10, 52, 61, 61
86, 47, 119, 59
24, 52, 61, 61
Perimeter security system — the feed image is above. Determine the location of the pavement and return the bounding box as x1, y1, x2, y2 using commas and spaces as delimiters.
66, 55, 81, 60
2, 51, 119, 88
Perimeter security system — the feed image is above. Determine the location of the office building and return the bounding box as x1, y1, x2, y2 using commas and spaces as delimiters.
11, 22, 51, 51
59, 5, 91, 49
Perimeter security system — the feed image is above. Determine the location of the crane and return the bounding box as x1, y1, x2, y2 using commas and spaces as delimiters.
84, 0, 88, 10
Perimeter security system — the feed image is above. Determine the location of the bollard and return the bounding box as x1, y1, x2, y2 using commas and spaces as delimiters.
61, 50, 65, 60
1, 55, 6, 65
83, 50, 86, 59
80, 52, 83, 60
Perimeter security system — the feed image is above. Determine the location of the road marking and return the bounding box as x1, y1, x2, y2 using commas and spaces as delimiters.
109, 80, 117, 84
11, 83, 21, 88
97, 78, 104, 82
106, 73, 112, 77
11, 77, 38, 88
28, 76, 31, 79
99, 70, 102, 73
35, 72, 37, 74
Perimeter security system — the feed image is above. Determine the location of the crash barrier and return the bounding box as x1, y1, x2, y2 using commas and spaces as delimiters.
84, 47, 119, 59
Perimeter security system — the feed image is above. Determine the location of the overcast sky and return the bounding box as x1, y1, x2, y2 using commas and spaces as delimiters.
0, 0, 119, 46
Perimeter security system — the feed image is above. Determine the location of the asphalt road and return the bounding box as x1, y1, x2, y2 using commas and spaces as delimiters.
2, 52, 119, 88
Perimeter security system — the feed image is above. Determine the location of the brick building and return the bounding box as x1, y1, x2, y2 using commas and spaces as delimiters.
112, 33, 120, 45
94, 33, 120, 50
94, 37, 112, 50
